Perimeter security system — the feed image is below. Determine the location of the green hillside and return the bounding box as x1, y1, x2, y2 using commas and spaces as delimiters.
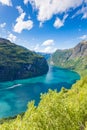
0, 38, 48, 81
0, 77, 87, 130
51, 41, 87, 77
0, 39, 87, 130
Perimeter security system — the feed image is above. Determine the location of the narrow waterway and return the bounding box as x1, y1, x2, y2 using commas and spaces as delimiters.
0, 66, 80, 118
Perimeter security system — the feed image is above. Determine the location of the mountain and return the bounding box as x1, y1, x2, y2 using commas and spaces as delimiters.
37, 52, 51, 60
51, 41, 87, 76
0, 38, 49, 82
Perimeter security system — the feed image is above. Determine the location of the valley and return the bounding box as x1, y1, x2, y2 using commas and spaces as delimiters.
51, 41, 87, 77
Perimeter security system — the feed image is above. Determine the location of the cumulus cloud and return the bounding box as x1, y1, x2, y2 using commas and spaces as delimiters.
32, 44, 57, 53
42, 46, 57, 53
41, 39, 56, 53
0, 22, 6, 28
80, 35, 87, 40
7, 33, 17, 42
42, 39, 54, 46
0, 0, 12, 6
54, 18, 63, 29
16, 6, 23, 14
13, 8, 33, 33
29, 0, 83, 22
54, 14, 68, 28
31, 39, 57, 53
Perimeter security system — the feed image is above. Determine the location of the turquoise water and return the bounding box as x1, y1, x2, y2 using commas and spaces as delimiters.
0, 66, 80, 118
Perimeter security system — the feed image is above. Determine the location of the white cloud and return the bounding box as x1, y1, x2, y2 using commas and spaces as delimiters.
80, 35, 87, 40
33, 44, 40, 51
54, 14, 68, 28
0, 0, 12, 6
85, 0, 87, 3
39, 22, 43, 27
7, 33, 17, 42
41, 39, 56, 53
82, 13, 87, 19
13, 10, 33, 33
16, 6, 23, 14
29, 0, 83, 22
30, 44, 40, 52
54, 18, 64, 28
0, 22, 6, 28
42, 39, 54, 46
42, 46, 57, 53
30, 39, 57, 53
82, 7, 87, 19
72, 6, 87, 19
24, 0, 29, 4
32, 44, 57, 53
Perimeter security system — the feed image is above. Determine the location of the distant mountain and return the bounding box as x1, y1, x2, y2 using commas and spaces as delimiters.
0, 38, 49, 82
51, 41, 87, 76
37, 52, 51, 60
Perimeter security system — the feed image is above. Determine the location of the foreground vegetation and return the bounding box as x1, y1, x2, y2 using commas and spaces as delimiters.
0, 77, 87, 130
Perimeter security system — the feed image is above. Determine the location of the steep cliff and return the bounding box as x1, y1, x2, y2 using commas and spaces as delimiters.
0, 38, 49, 81
51, 41, 87, 76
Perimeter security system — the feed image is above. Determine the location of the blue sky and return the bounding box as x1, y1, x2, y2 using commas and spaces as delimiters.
0, 0, 87, 53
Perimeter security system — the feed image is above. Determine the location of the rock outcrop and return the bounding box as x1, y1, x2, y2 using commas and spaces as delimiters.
51, 41, 87, 76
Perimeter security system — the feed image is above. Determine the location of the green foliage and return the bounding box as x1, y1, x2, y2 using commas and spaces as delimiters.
0, 77, 87, 130
0, 38, 48, 81
51, 48, 87, 77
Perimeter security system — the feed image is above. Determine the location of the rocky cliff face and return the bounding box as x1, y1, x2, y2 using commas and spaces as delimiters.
51, 41, 87, 76
70, 41, 87, 58
0, 38, 49, 82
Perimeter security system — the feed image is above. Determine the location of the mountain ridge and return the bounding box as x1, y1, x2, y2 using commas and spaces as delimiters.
51, 41, 87, 76
0, 38, 49, 82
